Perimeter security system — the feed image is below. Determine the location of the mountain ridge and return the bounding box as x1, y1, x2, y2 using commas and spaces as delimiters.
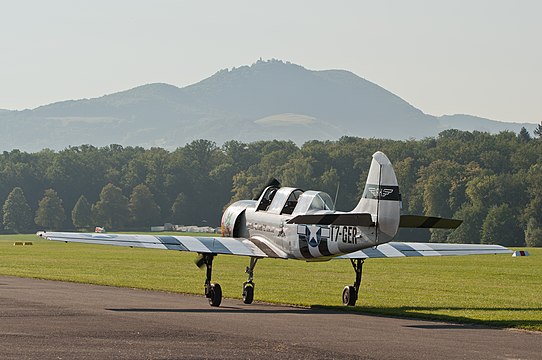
0, 60, 536, 151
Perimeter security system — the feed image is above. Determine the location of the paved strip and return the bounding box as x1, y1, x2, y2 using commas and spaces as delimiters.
0, 276, 540, 360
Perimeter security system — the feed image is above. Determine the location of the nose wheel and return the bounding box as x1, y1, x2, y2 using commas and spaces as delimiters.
242, 257, 259, 304
342, 258, 364, 306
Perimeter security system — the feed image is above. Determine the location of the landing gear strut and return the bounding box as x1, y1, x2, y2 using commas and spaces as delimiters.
342, 258, 364, 306
202, 254, 222, 307
242, 257, 258, 304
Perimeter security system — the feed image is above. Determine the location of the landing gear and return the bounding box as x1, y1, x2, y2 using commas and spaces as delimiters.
342, 258, 364, 306
242, 257, 258, 304
202, 254, 222, 307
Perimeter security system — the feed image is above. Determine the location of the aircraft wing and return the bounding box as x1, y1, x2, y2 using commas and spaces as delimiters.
36, 231, 287, 259
335, 242, 512, 259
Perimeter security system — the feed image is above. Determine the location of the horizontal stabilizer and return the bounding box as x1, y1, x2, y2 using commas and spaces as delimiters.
287, 213, 374, 226
399, 215, 462, 229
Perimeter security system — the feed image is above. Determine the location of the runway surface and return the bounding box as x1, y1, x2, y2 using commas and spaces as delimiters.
0, 276, 540, 359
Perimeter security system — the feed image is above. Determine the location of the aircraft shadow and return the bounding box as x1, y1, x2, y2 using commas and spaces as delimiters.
107, 306, 334, 315
312, 305, 542, 330
107, 304, 542, 330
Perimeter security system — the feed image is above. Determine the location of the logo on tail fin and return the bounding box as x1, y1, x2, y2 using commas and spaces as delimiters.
363, 185, 401, 201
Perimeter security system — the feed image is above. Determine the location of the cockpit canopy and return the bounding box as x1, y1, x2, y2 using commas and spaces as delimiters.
291, 191, 335, 215
256, 186, 335, 216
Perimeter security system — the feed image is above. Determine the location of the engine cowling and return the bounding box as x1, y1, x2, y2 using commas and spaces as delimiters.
221, 200, 255, 237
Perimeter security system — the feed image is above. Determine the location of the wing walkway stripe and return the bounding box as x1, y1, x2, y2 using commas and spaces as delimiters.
197, 237, 233, 254
389, 243, 424, 256
360, 248, 386, 258
249, 238, 280, 258
156, 236, 189, 251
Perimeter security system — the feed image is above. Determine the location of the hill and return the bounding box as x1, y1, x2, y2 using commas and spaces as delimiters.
0, 59, 535, 151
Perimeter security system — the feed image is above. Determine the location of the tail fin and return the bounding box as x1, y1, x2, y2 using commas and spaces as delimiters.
353, 151, 401, 243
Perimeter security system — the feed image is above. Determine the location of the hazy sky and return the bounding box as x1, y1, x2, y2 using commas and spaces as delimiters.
1, 0, 540, 123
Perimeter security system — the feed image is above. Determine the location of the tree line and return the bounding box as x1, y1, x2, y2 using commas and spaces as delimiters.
1, 125, 541, 246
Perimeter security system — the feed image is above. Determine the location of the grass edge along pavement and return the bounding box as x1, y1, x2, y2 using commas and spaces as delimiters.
1, 233, 540, 332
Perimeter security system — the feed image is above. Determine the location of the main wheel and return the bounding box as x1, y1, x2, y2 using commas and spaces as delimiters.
242, 282, 254, 304
342, 285, 357, 306
208, 283, 222, 307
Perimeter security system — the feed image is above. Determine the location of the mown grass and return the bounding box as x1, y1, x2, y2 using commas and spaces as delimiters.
1, 233, 541, 331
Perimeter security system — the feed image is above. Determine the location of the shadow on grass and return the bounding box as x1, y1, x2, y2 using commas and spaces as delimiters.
312, 305, 542, 331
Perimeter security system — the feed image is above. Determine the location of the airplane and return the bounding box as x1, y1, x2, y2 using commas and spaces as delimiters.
37, 151, 511, 307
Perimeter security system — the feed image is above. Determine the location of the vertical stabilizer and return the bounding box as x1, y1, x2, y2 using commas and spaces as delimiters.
353, 151, 400, 243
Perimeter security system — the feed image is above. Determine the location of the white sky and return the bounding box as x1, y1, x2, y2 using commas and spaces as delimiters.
0, 0, 540, 123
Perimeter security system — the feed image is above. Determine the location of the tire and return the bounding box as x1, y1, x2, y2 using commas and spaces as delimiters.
242, 283, 254, 304
208, 283, 222, 307
342, 285, 357, 306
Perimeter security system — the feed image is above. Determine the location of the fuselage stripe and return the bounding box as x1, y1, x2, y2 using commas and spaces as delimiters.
298, 238, 313, 258
318, 239, 333, 256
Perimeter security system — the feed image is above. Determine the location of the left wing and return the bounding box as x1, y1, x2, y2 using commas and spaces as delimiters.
335, 242, 511, 259
37, 231, 287, 259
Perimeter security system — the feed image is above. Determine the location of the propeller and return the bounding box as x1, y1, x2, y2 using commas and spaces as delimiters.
253, 178, 281, 200
194, 254, 206, 269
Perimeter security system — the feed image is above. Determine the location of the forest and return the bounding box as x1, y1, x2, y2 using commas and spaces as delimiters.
1, 127, 541, 247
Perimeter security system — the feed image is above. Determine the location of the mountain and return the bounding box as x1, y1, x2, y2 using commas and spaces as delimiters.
0, 60, 536, 151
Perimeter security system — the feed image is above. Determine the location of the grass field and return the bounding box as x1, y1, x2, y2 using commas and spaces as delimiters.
1, 233, 541, 331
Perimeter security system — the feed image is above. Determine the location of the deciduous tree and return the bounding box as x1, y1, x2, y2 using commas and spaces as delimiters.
92, 183, 129, 229
481, 204, 524, 246
128, 184, 161, 227
525, 218, 542, 247
2, 187, 33, 232
35, 188, 66, 230
72, 195, 92, 229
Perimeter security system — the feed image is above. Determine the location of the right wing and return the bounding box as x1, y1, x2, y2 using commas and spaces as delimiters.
335, 242, 512, 259
37, 231, 287, 259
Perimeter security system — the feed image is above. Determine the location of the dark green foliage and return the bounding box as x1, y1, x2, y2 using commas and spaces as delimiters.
170, 192, 187, 225
35, 189, 66, 230
534, 122, 542, 138
92, 183, 129, 230
481, 204, 524, 247
2, 187, 33, 233
128, 184, 161, 227
72, 195, 92, 229
518, 127, 531, 142
525, 219, 542, 247
0, 130, 541, 245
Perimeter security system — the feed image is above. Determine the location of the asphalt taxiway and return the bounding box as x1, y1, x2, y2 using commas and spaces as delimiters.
0, 276, 540, 359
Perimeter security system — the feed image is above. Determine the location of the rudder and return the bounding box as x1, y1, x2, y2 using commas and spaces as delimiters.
353, 151, 401, 243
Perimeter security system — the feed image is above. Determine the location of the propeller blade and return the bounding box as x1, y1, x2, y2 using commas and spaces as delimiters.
194, 254, 206, 269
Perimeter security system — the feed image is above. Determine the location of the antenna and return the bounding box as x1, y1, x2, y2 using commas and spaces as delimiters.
333, 182, 340, 208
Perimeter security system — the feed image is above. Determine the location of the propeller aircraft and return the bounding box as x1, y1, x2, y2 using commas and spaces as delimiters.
37, 151, 511, 307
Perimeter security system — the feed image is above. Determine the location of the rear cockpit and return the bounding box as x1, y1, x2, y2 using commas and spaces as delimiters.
256, 186, 335, 216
